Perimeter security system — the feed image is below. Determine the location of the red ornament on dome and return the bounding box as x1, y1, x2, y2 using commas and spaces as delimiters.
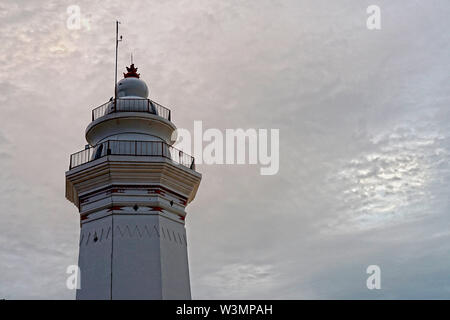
123, 64, 140, 78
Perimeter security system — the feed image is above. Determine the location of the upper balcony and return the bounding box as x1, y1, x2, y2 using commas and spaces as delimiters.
91, 98, 171, 122
86, 98, 176, 146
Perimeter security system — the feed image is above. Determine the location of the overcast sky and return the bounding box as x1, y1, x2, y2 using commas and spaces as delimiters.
0, 0, 449, 299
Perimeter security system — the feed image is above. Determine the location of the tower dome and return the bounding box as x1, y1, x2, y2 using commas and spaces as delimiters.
116, 64, 149, 98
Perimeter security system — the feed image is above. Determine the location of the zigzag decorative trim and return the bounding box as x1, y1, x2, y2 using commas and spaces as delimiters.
80, 224, 186, 246
79, 226, 112, 245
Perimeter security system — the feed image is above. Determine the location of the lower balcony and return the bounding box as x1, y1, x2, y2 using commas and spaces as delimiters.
69, 140, 195, 171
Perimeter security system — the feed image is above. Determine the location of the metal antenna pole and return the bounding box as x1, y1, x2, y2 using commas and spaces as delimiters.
114, 20, 122, 100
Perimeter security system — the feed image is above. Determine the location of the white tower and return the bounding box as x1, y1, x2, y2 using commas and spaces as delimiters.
65, 64, 201, 299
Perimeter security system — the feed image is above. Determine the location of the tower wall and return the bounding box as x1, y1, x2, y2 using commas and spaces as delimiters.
159, 216, 191, 299
76, 216, 112, 299
111, 214, 163, 300
76, 211, 192, 299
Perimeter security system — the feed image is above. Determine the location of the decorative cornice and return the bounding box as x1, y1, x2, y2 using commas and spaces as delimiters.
66, 157, 201, 209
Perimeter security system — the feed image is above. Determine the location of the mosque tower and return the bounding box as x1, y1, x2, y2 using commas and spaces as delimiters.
65, 63, 201, 299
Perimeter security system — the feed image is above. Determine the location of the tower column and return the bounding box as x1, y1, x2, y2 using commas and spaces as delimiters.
65, 64, 201, 300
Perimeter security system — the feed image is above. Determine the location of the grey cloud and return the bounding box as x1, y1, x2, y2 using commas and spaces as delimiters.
0, 0, 449, 299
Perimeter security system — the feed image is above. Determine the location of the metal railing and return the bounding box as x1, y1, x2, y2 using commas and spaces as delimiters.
69, 140, 195, 171
91, 98, 171, 121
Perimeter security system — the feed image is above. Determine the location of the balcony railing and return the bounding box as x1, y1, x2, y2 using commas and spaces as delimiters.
91, 98, 171, 121
69, 140, 195, 171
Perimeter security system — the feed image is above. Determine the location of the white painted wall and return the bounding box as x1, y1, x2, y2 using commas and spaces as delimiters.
76, 213, 191, 299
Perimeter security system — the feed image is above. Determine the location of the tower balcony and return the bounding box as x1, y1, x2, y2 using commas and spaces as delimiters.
91, 98, 171, 122
86, 99, 176, 146
69, 140, 195, 171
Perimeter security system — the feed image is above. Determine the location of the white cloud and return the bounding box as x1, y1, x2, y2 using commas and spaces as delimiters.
325, 126, 449, 232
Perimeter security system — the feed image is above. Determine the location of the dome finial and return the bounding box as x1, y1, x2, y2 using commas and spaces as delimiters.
124, 63, 140, 78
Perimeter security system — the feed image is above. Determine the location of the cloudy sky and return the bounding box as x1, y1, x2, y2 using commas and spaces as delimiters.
0, 0, 449, 299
